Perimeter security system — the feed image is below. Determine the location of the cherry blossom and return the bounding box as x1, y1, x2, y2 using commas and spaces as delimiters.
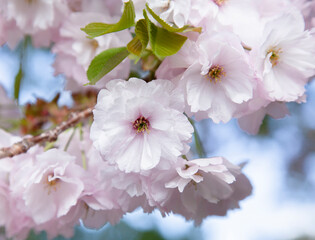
90, 78, 193, 173
158, 27, 256, 123
251, 12, 315, 102
11, 149, 85, 225
165, 157, 252, 224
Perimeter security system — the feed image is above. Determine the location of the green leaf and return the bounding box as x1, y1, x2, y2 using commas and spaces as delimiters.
127, 19, 149, 57
14, 64, 23, 101
81, 0, 135, 38
145, 3, 202, 33
144, 11, 187, 59
135, 19, 149, 50
151, 27, 187, 58
87, 47, 129, 85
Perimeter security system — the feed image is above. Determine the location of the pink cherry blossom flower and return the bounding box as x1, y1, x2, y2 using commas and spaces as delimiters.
164, 28, 255, 123
166, 157, 237, 203
165, 157, 252, 224
12, 149, 85, 225
251, 12, 315, 102
90, 78, 193, 173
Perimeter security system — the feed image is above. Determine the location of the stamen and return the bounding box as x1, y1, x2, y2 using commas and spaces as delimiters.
45, 174, 60, 195
133, 116, 150, 134
189, 171, 203, 191
267, 47, 282, 67
207, 65, 226, 84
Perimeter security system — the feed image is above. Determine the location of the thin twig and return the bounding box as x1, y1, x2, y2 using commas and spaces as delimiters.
0, 107, 93, 159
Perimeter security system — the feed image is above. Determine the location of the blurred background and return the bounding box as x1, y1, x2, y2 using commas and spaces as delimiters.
0, 40, 315, 240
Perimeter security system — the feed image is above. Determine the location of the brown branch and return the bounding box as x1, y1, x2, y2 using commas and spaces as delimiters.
0, 107, 93, 159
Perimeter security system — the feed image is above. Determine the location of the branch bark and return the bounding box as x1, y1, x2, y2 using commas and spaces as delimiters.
0, 107, 93, 159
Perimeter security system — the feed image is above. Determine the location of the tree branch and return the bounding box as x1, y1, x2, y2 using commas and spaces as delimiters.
0, 107, 93, 159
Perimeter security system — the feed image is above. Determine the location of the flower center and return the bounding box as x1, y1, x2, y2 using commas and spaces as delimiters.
133, 116, 150, 134
207, 65, 226, 83
47, 178, 59, 187
183, 164, 203, 190
213, 0, 227, 6
45, 174, 60, 195
267, 47, 282, 67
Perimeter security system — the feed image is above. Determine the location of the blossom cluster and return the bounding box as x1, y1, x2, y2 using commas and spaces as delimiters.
0, 0, 315, 239
0, 123, 251, 239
